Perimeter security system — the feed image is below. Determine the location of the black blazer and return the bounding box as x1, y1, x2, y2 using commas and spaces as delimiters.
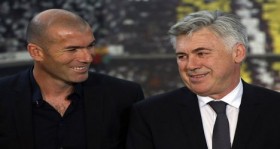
0, 68, 144, 149
127, 81, 280, 149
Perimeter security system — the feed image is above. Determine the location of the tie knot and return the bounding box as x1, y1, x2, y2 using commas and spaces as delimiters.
208, 101, 227, 114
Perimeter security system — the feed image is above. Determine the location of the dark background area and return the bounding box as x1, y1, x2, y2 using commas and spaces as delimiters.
1, 0, 280, 96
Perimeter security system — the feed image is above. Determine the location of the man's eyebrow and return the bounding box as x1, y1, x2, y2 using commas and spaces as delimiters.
65, 45, 82, 49
175, 47, 209, 54
192, 47, 212, 53
64, 41, 96, 49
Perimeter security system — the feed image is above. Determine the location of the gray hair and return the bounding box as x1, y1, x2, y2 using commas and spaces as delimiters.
168, 10, 248, 51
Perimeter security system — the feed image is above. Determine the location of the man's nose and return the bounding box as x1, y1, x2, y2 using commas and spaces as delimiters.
186, 55, 200, 70
78, 48, 94, 63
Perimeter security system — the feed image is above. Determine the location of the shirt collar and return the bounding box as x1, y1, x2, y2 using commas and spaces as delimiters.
197, 79, 243, 109
29, 69, 43, 106
29, 68, 83, 107
67, 83, 83, 101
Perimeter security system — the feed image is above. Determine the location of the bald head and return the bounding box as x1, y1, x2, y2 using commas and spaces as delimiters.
26, 9, 91, 48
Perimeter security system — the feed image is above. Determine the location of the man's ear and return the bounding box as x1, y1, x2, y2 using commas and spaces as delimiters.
233, 43, 246, 63
27, 43, 44, 61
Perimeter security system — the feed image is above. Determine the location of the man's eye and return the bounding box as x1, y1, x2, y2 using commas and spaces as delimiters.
67, 48, 77, 52
88, 42, 96, 48
177, 55, 187, 60
197, 52, 208, 57
88, 45, 95, 50
198, 52, 204, 56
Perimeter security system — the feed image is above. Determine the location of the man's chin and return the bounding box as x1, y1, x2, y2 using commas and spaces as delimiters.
73, 75, 89, 83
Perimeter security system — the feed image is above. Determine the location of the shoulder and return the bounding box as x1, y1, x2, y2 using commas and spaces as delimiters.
129, 87, 197, 124
241, 81, 280, 108
0, 69, 29, 88
243, 81, 280, 101
86, 71, 141, 87
134, 87, 195, 110
84, 71, 144, 99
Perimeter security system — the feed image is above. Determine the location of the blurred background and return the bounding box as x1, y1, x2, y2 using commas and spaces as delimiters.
1, 0, 280, 96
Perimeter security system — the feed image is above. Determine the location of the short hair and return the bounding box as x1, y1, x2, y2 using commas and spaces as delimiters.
26, 9, 90, 48
168, 10, 248, 51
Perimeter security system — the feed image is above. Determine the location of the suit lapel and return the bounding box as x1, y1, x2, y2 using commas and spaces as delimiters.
13, 69, 34, 149
232, 82, 262, 149
178, 88, 208, 149
83, 75, 105, 149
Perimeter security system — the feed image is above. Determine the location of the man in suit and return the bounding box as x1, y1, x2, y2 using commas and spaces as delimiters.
126, 10, 280, 149
0, 9, 144, 149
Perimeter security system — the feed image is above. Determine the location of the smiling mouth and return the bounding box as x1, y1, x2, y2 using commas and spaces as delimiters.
188, 72, 210, 82
190, 74, 207, 78
72, 66, 89, 72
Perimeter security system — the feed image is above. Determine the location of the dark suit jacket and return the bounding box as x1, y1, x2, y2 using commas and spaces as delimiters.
126, 81, 280, 149
0, 68, 144, 149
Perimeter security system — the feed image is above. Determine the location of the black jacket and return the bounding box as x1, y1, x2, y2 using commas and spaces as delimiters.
0, 68, 144, 149
127, 81, 280, 149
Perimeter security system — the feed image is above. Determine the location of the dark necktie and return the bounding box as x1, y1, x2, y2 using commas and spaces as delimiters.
208, 101, 231, 149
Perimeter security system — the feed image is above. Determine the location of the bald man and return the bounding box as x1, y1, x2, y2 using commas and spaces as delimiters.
0, 9, 144, 149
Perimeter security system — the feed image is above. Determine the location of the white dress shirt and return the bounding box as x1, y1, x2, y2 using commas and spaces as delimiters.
197, 80, 243, 149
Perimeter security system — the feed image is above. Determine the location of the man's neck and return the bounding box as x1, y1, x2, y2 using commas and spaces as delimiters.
33, 68, 74, 116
